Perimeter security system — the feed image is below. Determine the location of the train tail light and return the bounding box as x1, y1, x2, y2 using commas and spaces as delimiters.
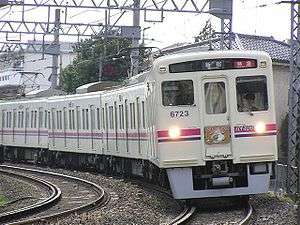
255, 122, 266, 134
168, 127, 181, 139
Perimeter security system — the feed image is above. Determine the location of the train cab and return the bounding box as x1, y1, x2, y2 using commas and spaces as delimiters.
152, 51, 277, 199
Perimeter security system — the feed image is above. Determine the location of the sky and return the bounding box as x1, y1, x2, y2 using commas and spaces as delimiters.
0, 0, 292, 49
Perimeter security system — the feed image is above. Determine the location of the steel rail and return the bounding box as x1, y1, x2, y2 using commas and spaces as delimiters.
238, 202, 253, 225
0, 168, 61, 224
0, 165, 109, 225
169, 205, 196, 225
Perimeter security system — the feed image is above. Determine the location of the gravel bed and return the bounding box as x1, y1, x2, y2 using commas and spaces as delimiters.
188, 198, 245, 225
250, 193, 297, 225
0, 173, 49, 213
5, 163, 182, 225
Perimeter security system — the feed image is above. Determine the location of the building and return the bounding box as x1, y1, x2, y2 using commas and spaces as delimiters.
0, 40, 76, 97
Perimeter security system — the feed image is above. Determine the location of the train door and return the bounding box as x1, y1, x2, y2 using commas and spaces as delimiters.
201, 77, 232, 159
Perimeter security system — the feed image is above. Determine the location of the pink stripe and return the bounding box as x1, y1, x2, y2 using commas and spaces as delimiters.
157, 128, 201, 138
181, 128, 201, 136
266, 123, 277, 131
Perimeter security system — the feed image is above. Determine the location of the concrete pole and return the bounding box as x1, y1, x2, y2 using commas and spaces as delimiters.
50, 9, 60, 89
130, 0, 140, 77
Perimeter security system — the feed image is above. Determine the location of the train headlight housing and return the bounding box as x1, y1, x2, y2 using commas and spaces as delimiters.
255, 122, 266, 134
168, 127, 181, 139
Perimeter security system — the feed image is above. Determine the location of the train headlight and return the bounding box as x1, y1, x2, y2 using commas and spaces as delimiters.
168, 127, 181, 139
255, 122, 266, 134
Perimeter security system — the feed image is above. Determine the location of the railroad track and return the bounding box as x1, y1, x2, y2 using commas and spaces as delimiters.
238, 201, 253, 225
0, 165, 109, 225
0, 168, 61, 224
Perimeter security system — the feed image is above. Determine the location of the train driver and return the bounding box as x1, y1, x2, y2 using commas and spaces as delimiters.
241, 92, 258, 112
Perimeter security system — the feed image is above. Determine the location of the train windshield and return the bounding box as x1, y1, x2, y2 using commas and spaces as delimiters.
236, 75, 268, 112
162, 80, 194, 106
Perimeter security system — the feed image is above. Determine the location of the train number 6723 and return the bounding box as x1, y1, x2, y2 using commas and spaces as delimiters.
170, 110, 189, 118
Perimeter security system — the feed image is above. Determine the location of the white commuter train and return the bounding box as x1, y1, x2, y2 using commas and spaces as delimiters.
0, 50, 277, 199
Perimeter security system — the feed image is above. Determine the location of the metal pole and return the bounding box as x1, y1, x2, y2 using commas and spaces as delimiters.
288, 0, 300, 195
50, 9, 60, 89
220, 18, 224, 50
130, 0, 140, 77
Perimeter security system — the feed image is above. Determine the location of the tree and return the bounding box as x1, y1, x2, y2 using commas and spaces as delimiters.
194, 20, 216, 43
61, 37, 132, 93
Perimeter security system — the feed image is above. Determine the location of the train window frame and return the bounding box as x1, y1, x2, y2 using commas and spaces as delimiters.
236, 75, 269, 113
161, 80, 194, 106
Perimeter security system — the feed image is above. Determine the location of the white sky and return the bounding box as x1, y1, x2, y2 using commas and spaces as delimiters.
0, 0, 292, 49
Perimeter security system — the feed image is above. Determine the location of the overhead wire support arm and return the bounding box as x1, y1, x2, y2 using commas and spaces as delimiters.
4, 0, 211, 13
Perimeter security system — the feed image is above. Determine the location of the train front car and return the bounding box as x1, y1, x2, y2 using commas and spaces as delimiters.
153, 51, 277, 199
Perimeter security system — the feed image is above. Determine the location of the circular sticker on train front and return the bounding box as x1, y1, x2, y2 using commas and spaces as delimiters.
204, 125, 231, 145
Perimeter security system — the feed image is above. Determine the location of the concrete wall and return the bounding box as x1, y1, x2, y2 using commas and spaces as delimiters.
272, 64, 289, 126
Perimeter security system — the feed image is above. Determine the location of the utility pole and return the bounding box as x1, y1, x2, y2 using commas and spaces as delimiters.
287, 0, 300, 196
130, 0, 140, 77
50, 9, 60, 89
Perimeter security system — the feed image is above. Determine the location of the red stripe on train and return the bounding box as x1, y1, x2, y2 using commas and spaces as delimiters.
157, 128, 201, 138
266, 123, 277, 131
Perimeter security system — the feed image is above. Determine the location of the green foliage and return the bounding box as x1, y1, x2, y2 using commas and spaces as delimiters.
194, 20, 216, 43
0, 195, 7, 206
61, 37, 132, 93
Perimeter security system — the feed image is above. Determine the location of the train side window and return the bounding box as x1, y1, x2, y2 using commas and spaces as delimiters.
69, 110, 72, 129
109, 106, 114, 129
162, 80, 194, 106
136, 98, 140, 130
48, 111, 51, 129
21, 111, 24, 128
204, 82, 227, 114
130, 103, 133, 129
91, 107, 95, 130
86, 109, 89, 130
97, 108, 100, 130
82, 109, 86, 130
2, 111, 5, 128
44, 110, 48, 128
114, 102, 118, 131
13, 111, 16, 128
71, 109, 75, 130
142, 101, 146, 129
102, 107, 105, 130
56, 111, 59, 129
17, 112, 21, 128
236, 76, 268, 112
119, 105, 124, 130
39, 110, 43, 128
31, 111, 34, 128
125, 100, 128, 133
76, 107, 81, 130
33, 111, 37, 128
63, 108, 67, 130
25, 110, 29, 128
9, 112, 12, 128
